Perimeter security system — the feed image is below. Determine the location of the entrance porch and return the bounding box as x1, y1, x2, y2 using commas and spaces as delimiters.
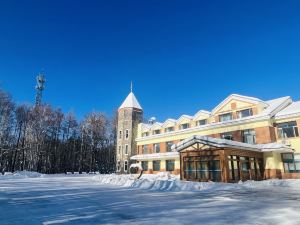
172, 135, 293, 183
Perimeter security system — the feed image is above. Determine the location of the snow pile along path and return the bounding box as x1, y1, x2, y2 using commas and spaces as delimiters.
0, 171, 44, 179
93, 172, 234, 191
93, 172, 300, 192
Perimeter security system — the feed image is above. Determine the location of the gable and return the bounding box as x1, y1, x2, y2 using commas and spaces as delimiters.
193, 111, 210, 121
162, 119, 176, 128
215, 99, 256, 114
177, 115, 193, 125
212, 94, 265, 115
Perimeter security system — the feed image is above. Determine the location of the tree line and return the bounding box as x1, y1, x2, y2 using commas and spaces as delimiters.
0, 88, 117, 174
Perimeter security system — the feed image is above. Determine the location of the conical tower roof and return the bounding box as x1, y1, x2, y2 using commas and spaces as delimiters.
119, 91, 142, 110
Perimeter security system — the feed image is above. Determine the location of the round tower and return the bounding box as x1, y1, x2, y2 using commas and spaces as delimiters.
116, 86, 143, 174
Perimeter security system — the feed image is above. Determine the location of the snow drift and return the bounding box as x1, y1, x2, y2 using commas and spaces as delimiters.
93, 172, 300, 192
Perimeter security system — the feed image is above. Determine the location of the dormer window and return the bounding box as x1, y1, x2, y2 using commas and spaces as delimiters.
197, 119, 207, 126
153, 130, 161, 135
165, 127, 174, 133
180, 123, 190, 130
237, 109, 253, 119
142, 132, 149, 137
219, 113, 232, 122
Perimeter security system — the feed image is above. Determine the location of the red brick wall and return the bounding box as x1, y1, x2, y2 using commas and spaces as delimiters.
232, 130, 242, 142
255, 127, 277, 144
264, 169, 282, 179
282, 173, 300, 179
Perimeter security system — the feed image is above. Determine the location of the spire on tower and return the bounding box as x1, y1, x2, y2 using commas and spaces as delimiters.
130, 81, 133, 93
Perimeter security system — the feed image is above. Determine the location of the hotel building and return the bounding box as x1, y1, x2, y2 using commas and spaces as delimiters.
117, 91, 300, 182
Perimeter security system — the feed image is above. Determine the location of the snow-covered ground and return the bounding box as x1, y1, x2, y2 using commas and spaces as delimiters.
1, 172, 300, 225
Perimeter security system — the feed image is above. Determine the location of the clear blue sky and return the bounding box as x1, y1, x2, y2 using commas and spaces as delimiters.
0, 0, 300, 121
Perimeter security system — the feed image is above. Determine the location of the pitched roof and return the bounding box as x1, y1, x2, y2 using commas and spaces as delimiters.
211, 94, 267, 114
119, 92, 142, 110
275, 101, 300, 118
262, 96, 291, 117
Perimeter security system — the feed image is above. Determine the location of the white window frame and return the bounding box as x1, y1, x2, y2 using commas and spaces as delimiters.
180, 123, 190, 130
119, 130, 122, 139
125, 129, 129, 139
125, 144, 129, 155
219, 113, 232, 122
165, 127, 174, 133
237, 108, 253, 119
197, 119, 207, 126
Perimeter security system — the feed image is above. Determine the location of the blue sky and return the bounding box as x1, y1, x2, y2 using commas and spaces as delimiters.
0, 0, 300, 121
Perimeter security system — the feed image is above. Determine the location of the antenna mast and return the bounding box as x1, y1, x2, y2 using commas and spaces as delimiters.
35, 72, 46, 106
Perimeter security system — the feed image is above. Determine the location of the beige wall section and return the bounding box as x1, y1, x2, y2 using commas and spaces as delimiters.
175, 159, 180, 170
264, 152, 284, 171
161, 160, 166, 170
148, 161, 153, 170
137, 120, 271, 145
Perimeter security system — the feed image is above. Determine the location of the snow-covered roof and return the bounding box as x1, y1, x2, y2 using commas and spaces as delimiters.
162, 119, 177, 128
138, 94, 294, 135
172, 135, 294, 153
261, 96, 291, 117
212, 94, 267, 114
119, 92, 142, 110
177, 115, 193, 124
275, 101, 300, 119
131, 152, 179, 161
193, 110, 211, 119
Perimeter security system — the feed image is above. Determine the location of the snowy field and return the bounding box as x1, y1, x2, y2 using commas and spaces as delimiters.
0, 172, 300, 225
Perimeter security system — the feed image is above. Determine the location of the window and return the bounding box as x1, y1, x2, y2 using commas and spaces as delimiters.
220, 132, 233, 140
119, 130, 122, 139
125, 129, 129, 139
125, 145, 128, 155
153, 143, 160, 153
117, 161, 121, 172
124, 161, 128, 172
142, 132, 149, 137
141, 161, 148, 170
166, 160, 175, 171
242, 129, 256, 144
153, 160, 161, 171
237, 109, 253, 119
219, 113, 232, 122
180, 123, 190, 129
142, 145, 148, 154
153, 130, 161, 135
278, 121, 299, 138
166, 141, 174, 152
118, 146, 121, 155
282, 153, 300, 172
165, 127, 174, 133
197, 119, 207, 126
